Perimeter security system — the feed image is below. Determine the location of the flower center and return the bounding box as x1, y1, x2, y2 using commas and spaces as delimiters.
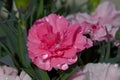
41, 32, 60, 47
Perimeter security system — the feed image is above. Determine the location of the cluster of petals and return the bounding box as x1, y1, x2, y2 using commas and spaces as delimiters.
27, 14, 93, 71
69, 63, 120, 80
0, 65, 31, 80
67, 1, 120, 41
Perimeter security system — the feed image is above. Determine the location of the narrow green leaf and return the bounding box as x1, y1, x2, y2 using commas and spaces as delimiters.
30, 6, 36, 26
105, 57, 120, 63
25, 0, 37, 20
37, 0, 44, 18
117, 46, 120, 57
17, 25, 27, 67
0, 0, 4, 10
24, 66, 39, 80
58, 66, 76, 80
0, 42, 20, 69
0, 24, 6, 37
115, 28, 120, 40
34, 67, 50, 80
99, 42, 106, 62
0, 23, 17, 54
105, 27, 111, 60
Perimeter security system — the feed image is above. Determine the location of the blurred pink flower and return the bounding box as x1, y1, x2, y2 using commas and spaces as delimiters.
91, 1, 120, 41
27, 14, 93, 71
69, 63, 120, 80
92, 1, 120, 27
16, 71, 32, 80
114, 40, 120, 46
67, 1, 120, 41
0, 65, 31, 80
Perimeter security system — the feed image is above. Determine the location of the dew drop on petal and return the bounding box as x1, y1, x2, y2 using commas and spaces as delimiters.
56, 64, 61, 67
114, 64, 118, 67
61, 64, 68, 70
42, 54, 48, 59
59, 16, 62, 19
68, 56, 78, 63
45, 17, 49, 22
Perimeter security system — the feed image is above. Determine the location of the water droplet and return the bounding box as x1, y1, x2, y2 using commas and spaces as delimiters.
61, 64, 68, 70
59, 16, 62, 19
114, 64, 118, 67
68, 56, 78, 63
42, 54, 48, 59
57, 64, 61, 67
46, 17, 49, 21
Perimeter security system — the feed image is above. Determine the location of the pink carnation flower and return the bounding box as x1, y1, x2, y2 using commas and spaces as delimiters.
27, 14, 93, 71
67, 1, 120, 41
0, 65, 31, 80
69, 63, 120, 80
92, 1, 120, 27
91, 1, 120, 41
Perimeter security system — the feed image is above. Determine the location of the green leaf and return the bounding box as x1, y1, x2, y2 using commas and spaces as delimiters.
17, 23, 30, 67
115, 28, 120, 40
0, 0, 4, 10
24, 66, 39, 80
99, 42, 106, 62
37, 0, 44, 18
117, 46, 120, 57
0, 55, 15, 67
15, 0, 30, 9
0, 22, 17, 54
105, 27, 111, 60
0, 42, 20, 69
34, 67, 50, 80
105, 57, 120, 63
0, 25, 6, 38
57, 66, 77, 80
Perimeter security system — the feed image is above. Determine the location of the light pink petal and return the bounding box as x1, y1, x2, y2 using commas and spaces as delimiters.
92, 1, 115, 20
34, 57, 52, 71
111, 12, 120, 27
46, 14, 69, 33
56, 16, 69, 33
3, 66, 18, 75
51, 58, 69, 70
67, 55, 78, 65
29, 49, 51, 60
74, 33, 93, 51
45, 14, 59, 33
20, 71, 32, 80
15, 77, 20, 80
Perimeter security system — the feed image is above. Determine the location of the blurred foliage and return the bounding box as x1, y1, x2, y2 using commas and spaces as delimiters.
116, 28, 120, 40
87, 0, 100, 13
15, 0, 30, 9
0, 0, 120, 80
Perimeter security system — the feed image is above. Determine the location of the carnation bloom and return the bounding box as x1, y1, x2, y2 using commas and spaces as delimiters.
0, 65, 31, 80
92, 1, 120, 27
69, 63, 120, 80
67, 1, 120, 41
91, 1, 120, 41
27, 14, 93, 71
